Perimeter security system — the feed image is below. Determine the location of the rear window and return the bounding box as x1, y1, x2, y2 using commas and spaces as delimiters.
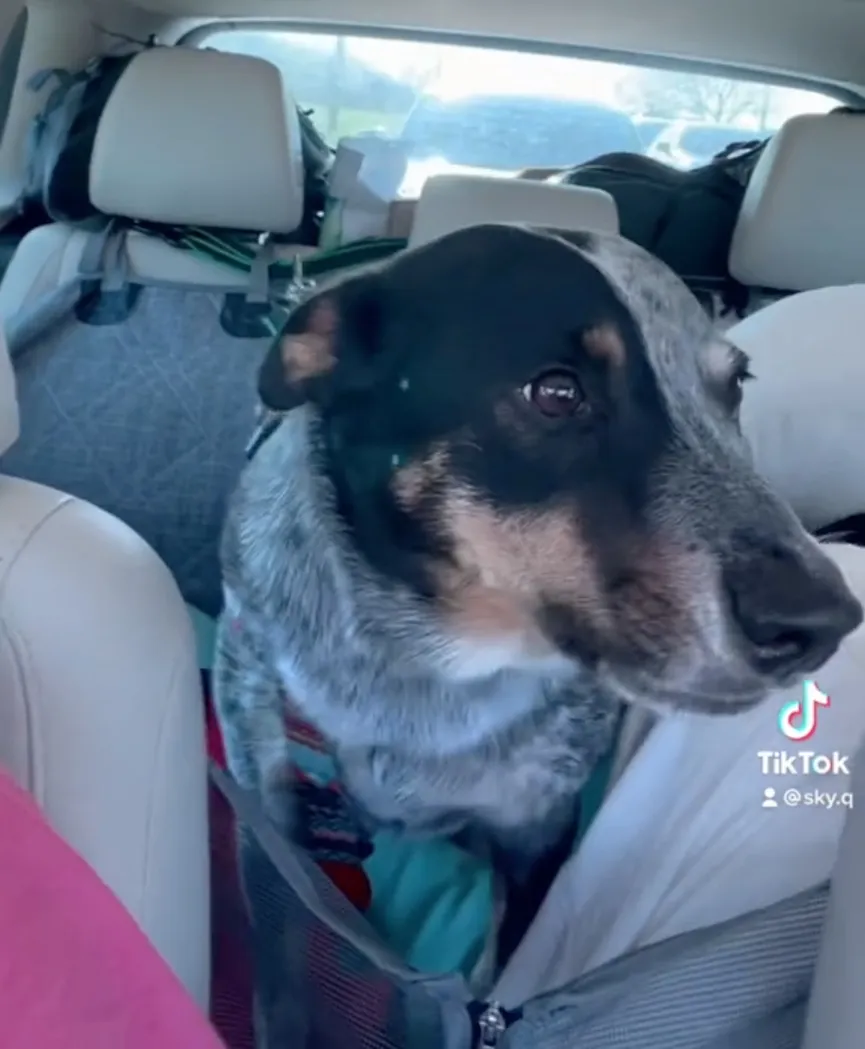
200, 27, 842, 193
634, 118, 670, 147
401, 96, 642, 169
679, 124, 765, 157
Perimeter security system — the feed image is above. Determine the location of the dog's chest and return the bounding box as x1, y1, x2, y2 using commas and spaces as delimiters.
269, 670, 586, 842
334, 702, 601, 842
268, 621, 618, 847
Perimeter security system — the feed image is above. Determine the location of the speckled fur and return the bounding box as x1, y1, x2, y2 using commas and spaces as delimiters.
214, 226, 859, 885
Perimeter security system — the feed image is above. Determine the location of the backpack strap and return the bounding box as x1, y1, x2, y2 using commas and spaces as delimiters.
127, 220, 407, 283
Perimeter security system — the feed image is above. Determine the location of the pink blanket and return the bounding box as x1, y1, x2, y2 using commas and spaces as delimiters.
0, 769, 225, 1049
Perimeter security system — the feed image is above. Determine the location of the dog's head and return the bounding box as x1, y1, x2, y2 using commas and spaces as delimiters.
259, 224, 861, 713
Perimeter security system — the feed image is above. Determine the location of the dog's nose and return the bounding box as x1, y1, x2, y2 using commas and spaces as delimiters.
726, 543, 863, 678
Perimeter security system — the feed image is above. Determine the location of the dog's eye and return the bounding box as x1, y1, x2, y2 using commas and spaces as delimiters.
521, 370, 587, 418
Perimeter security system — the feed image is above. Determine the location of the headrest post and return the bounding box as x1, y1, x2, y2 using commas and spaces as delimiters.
0, 329, 19, 456
284, 254, 317, 308
246, 234, 275, 304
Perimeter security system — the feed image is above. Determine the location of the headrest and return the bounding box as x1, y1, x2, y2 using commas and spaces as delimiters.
90, 47, 305, 233
408, 174, 619, 248
732, 285, 865, 531
729, 112, 865, 291
0, 327, 19, 455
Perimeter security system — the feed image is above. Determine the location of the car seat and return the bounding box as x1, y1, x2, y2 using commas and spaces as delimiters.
734, 283, 865, 534
0, 327, 210, 1008
408, 171, 619, 247
730, 284, 865, 1048
729, 110, 865, 293
0, 45, 308, 320
0, 44, 311, 617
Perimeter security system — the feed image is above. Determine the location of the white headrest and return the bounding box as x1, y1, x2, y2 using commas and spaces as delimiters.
90, 47, 305, 233
729, 112, 865, 291
409, 174, 619, 248
0, 327, 19, 455
733, 285, 865, 531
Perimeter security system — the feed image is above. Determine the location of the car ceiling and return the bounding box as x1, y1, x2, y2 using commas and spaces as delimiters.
92, 0, 865, 94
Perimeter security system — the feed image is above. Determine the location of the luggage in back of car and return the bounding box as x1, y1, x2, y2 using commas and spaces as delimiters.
555, 139, 769, 312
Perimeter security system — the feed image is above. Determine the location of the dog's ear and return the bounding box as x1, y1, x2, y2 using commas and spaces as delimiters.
258, 276, 383, 411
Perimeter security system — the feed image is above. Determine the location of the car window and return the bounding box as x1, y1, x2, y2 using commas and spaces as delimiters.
201, 28, 843, 190
634, 118, 670, 147
401, 96, 643, 169
679, 124, 763, 158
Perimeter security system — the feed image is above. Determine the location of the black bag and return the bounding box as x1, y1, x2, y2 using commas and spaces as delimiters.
22, 45, 334, 244
22, 44, 155, 226
558, 138, 769, 307
293, 106, 334, 244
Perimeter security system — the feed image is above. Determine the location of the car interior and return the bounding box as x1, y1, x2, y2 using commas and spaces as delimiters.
0, 0, 864, 1046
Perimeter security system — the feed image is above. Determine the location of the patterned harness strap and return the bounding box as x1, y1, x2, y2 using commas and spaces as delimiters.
283, 709, 374, 870
279, 690, 374, 908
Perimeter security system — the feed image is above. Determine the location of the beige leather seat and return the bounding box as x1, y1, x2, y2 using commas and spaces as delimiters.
0, 328, 210, 1008
0, 45, 308, 319
729, 110, 865, 293
408, 171, 619, 248
804, 735, 865, 1049
729, 285, 865, 1048
734, 284, 865, 533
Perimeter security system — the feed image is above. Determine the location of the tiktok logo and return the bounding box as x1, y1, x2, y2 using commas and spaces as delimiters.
778, 679, 831, 742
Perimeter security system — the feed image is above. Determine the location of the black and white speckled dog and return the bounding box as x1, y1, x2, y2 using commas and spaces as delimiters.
214, 224, 860, 937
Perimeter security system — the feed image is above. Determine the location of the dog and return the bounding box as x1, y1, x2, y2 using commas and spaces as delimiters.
215, 223, 861, 958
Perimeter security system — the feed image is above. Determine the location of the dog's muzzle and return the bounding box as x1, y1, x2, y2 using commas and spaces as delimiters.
723, 537, 863, 681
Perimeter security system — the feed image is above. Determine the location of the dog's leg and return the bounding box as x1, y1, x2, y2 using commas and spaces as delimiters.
212, 594, 295, 833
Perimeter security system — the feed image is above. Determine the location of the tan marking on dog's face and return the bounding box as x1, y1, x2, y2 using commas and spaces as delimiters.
582, 322, 627, 369
392, 445, 449, 510
280, 300, 338, 384
431, 485, 702, 663
436, 568, 551, 649
435, 485, 610, 632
